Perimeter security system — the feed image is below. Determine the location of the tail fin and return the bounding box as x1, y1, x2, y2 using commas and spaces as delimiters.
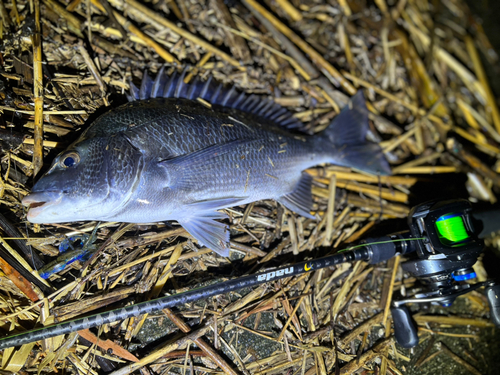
322, 91, 391, 175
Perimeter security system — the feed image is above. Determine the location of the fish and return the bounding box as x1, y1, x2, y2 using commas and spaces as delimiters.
22, 68, 390, 257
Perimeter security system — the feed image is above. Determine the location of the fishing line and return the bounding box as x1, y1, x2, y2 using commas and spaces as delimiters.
337, 237, 424, 253
376, 173, 383, 223
24, 222, 37, 272
0, 237, 424, 350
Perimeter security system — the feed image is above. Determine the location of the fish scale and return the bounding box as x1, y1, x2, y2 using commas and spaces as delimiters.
23, 71, 390, 257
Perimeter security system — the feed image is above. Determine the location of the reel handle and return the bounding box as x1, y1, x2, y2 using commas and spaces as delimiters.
486, 284, 500, 327
391, 305, 419, 348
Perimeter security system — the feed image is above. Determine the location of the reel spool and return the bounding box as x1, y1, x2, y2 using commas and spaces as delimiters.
435, 213, 470, 244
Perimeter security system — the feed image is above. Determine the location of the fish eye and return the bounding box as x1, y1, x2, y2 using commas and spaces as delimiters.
60, 152, 80, 168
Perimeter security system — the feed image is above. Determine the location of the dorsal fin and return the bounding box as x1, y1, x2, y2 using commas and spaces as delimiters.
129, 68, 306, 131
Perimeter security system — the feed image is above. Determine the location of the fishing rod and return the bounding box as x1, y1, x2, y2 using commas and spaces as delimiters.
0, 199, 499, 350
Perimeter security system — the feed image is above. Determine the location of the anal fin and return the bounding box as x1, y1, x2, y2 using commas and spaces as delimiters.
179, 212, 231, 257
277, 174, 315, 220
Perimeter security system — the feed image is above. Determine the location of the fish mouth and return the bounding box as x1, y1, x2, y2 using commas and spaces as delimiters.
22, 190, 63, 221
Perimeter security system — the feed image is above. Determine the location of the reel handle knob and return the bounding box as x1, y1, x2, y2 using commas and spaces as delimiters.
391, 305, 419, 348
486, 284, 500, 327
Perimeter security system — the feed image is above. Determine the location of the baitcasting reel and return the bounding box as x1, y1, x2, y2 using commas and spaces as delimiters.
363, 199, 500, 348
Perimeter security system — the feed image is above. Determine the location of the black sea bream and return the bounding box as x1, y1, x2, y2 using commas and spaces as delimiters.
22, 68, 390, 256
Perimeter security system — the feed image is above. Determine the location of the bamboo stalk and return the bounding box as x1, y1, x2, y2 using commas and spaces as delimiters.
162, 309, 239, 375
414, 315, 494, 327
43, 0, 84, 38
77, 329, 139, 362
77, 45, 107, 95
0, 0, 11, 27
211, 0, 252, 64
453, 127, 500, 155
22, 138, 60, 148
323, 174, 336, 246
339, 338, 393, 374
447, 138, 500, 186
307, 169, 417, 186
275, 0, 302, 21
394, 166, 458, 174
374, 0, 388, 14
344, 72, 449, 130
277, 295, 305, 341
66, 0, 83, 11
344, 221, 376, 244
383, 256, 400, 330
313, 181, 408, 203
242, 0, 354, 94
0, 106, 87, 115
0, 255, 39, 302
123, 0, 243, 69
11, 0, 20, 25
107, 325, 212, 375
219, 24, 312, 81
392, 151, 443, 174
438, 342, 482, 375
32, 0, 43, 177
90, 0, 179, 64
338, 0, 351, 16
98, 0, 126, 37
406, 22, 486, 101
456, 97, 500, 143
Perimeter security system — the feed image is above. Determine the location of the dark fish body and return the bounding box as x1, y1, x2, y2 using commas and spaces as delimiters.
84, 98, 329, 221
23, 70, 390, 256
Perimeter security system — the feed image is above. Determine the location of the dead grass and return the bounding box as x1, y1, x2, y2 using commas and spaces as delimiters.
0, 0, 498, 374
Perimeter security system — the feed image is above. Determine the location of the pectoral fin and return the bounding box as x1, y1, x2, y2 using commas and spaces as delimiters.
188, 196, 247, 211
159, 140, 257, 189
179, 212, 231, 257
277, 173, 315, 219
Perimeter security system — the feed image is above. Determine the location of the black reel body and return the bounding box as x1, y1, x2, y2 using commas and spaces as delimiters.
406, 199, 483, 286
363, 199, 500, 348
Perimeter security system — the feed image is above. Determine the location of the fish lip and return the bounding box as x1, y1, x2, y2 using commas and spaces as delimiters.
22, 190, 63, 220
22, 190, 63, 206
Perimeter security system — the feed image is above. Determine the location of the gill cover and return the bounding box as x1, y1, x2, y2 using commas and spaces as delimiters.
25, 134, 144, 223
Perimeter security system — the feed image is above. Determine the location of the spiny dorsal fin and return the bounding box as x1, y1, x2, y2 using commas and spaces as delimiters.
129, 68, 306, 131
